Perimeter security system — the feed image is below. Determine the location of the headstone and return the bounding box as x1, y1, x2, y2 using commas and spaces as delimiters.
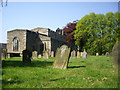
7, 54, 10, 58
1, 49, 7, 59
71, 50, 76, 58
77, 51, 80, 58
112, 41, 120, 67
43, 51, 49, 59
38, 54, 42, 58
51, 51, 54, 57
82, 50, 87, 58
53, 45, 71, 69
105, 52, 109, 56
32, 51, 38, 59
22, 50, 32, 63
96, 53, 99, 56
80, 52, 83, 57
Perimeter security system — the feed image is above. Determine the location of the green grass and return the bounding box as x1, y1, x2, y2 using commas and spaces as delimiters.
2, 56, 118, 88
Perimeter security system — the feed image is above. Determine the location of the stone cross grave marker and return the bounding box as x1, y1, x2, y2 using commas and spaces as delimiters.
82, 49, 87, 58
53, 45, 71, 69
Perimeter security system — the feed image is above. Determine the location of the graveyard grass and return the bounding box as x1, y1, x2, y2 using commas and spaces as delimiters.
2, 56, 118, 88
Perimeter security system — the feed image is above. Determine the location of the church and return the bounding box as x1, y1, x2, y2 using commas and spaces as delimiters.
7, 27, 71, 58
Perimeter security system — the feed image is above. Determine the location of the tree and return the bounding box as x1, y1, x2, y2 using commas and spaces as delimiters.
0, 0, 8, 7
63, 20, 78, 43
74, 12, 120, 55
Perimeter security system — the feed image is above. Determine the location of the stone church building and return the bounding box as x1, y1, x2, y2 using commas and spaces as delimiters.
7, 27, 70, 58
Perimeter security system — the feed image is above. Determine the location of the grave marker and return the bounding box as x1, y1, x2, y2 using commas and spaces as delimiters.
53, 45, 70, 69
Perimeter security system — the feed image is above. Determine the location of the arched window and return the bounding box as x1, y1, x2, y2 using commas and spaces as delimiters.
13, 37, 19, 51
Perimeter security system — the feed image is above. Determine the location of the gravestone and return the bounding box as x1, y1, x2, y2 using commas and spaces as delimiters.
80, 52, 83, 57
71, 50, 76, 58
22, 50, 32, 63
96, 53, 99, 56
1, 49, 7, 59
38, 54, 42, 58
32, 51, 38, 59
7, 54, 10, 58
43, 51, 49, 59
105, 52, 109, 56
53, 45, 71, 69
112, 41, 120, 67
51, 51, 54, 57
82, 50, 87, 58
77, 51, 80, 58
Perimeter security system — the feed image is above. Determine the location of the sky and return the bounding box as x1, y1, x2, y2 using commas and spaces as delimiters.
0, 1, 119, 43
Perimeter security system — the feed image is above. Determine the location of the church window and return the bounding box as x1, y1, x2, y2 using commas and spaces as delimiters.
13, 37, 19, 51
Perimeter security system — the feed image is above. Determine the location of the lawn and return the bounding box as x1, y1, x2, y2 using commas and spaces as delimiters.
2, 56, 119, 88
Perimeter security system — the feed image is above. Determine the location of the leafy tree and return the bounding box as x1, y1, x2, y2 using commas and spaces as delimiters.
74, 12, 120, 55
63, 21, 78, 43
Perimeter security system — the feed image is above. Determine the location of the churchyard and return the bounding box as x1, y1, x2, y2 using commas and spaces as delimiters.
2, 55, 118, 88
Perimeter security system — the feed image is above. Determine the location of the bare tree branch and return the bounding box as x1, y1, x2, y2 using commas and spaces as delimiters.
1, 0, 3, 7
0, 0, 8, 7
5, 0, 8, 6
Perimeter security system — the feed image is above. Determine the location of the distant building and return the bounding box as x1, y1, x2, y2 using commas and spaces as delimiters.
7, 27, 69, 57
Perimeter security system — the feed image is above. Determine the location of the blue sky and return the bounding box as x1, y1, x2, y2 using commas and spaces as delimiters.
0, 2, 119, 43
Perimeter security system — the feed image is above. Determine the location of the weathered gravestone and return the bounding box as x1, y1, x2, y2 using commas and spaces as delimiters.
53, 45, 71, 69
71, 50, 76, 58
77, 51, 80, 58
1, 49, 7, 59
43, 51, 49, 59
96, 53, 99, 56
22, 50, 32, 63
38, 54, 42, 58
32, 51, 38, 59
51, 51, 54, 57
80, 52, 83, 57
82, 50, 87, 58
112, 41, 120, 67
7, 54, 10, 58
105, 52, 109, 57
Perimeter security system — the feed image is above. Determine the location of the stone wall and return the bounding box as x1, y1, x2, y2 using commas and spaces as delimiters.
48, 30, 66, 42
31, 27, 49, 36
7, 29, 27, 54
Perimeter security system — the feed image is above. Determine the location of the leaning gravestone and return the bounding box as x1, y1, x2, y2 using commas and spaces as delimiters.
82, 50, 87, 58
53, 45, 71, 69
22, 50, 32, 63
32, 51, 38, 59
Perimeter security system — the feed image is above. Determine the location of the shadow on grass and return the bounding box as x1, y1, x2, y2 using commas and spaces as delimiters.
68, 65, 86, 69
2, 60, 53, 68
2, 79, 22, 85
